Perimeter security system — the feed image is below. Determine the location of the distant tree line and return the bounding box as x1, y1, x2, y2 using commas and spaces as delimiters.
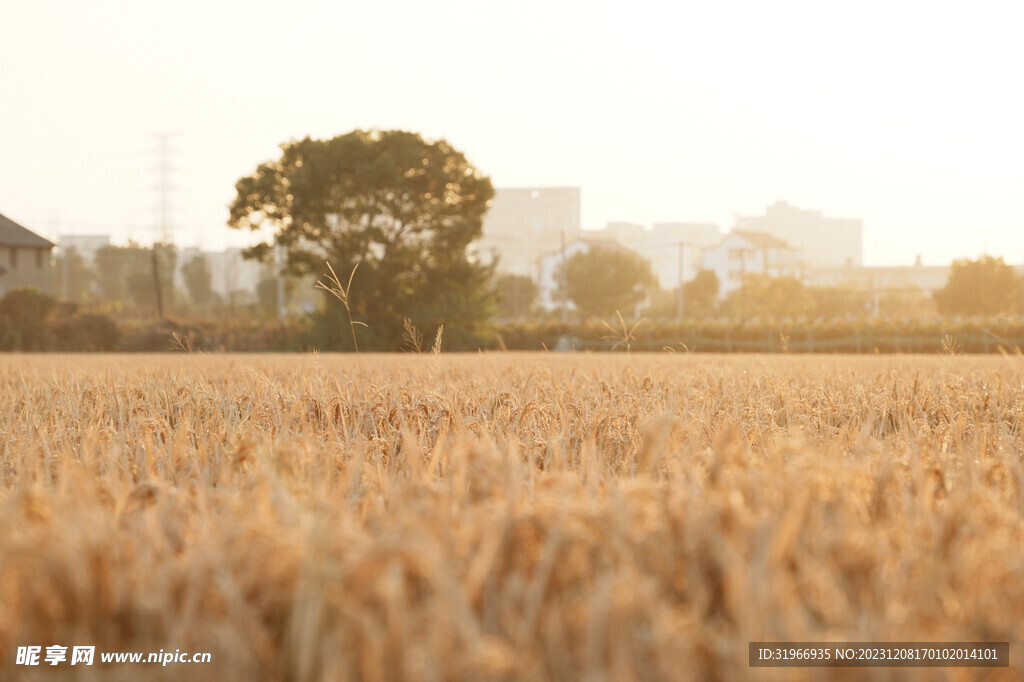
498, 250, 1024, 322
54, 242, 177, 310
52, 241, 317, 319
7, 281, 1024, 354
34, 249, 1023, 354
934, 255, 1023, 316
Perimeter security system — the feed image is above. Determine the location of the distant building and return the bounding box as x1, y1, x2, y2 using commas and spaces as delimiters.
806, 260, 955, 317
536, 237, 642, 312
602, 221, 645, 243
476, 187, 581, 277
807, 262, 951, 295
702, 230, 802, 298
175, 247, 205, 293
650, 222, 722, 248
578, 222, 723, 290
55, 235, 111, 299
177, 247, 264, 303
57, 234, 111, 264
733, 200, 862, 268
0, 212, 55, 296
647, 223, 723, 289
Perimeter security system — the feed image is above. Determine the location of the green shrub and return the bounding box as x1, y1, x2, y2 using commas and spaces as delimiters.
54, 313, 121, 351
0, 287, 58, 350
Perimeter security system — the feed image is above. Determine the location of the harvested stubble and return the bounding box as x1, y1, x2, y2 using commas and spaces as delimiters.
1, 352, 1023, 681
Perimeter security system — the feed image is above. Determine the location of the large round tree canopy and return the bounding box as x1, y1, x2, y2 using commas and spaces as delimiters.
228, 129, 497, 350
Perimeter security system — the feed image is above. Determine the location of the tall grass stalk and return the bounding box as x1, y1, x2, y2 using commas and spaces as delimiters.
316, 261, 367, 372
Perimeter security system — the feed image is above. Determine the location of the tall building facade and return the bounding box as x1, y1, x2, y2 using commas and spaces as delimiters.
476, 187, 581, 277
733, 200, 863, 268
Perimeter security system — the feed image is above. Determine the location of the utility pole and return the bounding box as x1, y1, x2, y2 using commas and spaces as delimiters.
1020, 255, 1024, 318
740, 249, 747, 319
737, 247, 757, 320
560, 229, 568, 322
151, 248, 164, 319
276, 242, 287, 320
872, 266, 880, 318
676, 241, 688, 321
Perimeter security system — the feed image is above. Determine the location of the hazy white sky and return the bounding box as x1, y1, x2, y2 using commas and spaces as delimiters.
2, 0, 1022, 265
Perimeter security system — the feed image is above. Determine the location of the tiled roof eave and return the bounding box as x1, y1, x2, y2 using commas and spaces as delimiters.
0, 213, 57, 248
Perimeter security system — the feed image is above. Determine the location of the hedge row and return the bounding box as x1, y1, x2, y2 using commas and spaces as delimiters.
490, 318, 1024, 354
5, 313, 1024, 354
106, 316, 1024, 354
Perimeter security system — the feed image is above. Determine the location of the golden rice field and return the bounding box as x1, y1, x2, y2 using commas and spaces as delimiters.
2, 352, 1024, 681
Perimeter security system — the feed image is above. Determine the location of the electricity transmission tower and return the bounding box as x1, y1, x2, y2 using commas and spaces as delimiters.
148, 132, 180, 318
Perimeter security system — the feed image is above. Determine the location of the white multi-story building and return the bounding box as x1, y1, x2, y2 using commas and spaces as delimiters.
702, 230, 802, 298
733, 200, 862, 268
476, 187, 581, 277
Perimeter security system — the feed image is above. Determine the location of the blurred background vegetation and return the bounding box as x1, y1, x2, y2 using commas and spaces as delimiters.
5, 128, 1024, 353
4, 251, 1024, 353
6, 225, 1024, 353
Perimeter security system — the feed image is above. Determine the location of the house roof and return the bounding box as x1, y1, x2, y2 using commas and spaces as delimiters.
0, 213, 55, 248
732, 229, 791, 250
